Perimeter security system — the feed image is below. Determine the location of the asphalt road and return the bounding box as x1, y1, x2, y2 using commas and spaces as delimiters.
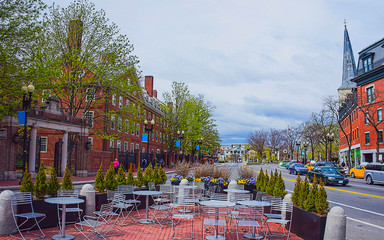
222, 162, 384, 240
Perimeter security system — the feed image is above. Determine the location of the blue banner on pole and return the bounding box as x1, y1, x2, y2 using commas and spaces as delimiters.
196, 145, 200, 150
176, 140, 181, 147
18, 111, 26, 125
142, 134, 148, 143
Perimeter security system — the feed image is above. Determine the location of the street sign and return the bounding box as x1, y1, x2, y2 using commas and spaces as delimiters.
176, 140, 181, 147
18, 111, 26, 125
196, 145, 200, 150
142, 134, 148, 143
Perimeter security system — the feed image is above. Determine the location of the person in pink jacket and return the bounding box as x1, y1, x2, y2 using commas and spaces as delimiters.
113, 158, 119, 174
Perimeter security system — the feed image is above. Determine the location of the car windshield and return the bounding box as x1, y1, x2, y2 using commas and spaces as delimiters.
321, 167, 338, 174
295, 164, 305, 167
324, 162, 334, 166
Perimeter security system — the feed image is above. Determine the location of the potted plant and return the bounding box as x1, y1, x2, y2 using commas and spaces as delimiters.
62, 164, 73, 190
116, 165, 126, 186
35, 162, 48, 199
47, 163, 60, 197
126, 165, 135, 185
104, 162, 117, 191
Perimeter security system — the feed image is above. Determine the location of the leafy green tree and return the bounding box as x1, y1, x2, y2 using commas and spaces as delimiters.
292, 175, 302, 206
303, 176, 318, 212
104, 162, 117, 190
135, 164, 144, 188
126, 165, 135, 185
273, 172, 287, 198
20, 163, 34, 193
116, 165, 126, 186
47, 163, 60, 197
299, 176, 310, 208
35, 162, 48, 198
94, 163, 104, 193
315, 178, 329, 215
62, 164, 73, 190
0, 0, 46, 119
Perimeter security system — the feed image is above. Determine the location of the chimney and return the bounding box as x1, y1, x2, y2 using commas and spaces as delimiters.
144, 76, 154, 97
153, 90, 157, 98
68, 20, 83, 52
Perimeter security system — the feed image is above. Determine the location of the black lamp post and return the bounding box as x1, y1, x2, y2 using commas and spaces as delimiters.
327, 133, 335, 162
21, 83, 34, 172
295, 139, 301, 161
197, 137, 203, 163
303, 141, 309, 164
177, 130, 185, 161
144, 119, 155, 165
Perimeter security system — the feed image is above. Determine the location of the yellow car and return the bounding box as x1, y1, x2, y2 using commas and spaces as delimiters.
350, 165, 365, 178
305, 163, 316, 171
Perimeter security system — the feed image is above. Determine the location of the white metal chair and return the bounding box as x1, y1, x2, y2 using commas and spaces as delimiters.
236, 205, 264, 240
201, 205, 229, 240
57, 189, 83, 230
111, 192, 133, 225
75, 203, 119, 239
10, 192, 46, 240
264, 197, 284, 220
265, 201, 294, 240
171, 196, 195, 239
117, 185, 141, 218
227, 193, 252, 232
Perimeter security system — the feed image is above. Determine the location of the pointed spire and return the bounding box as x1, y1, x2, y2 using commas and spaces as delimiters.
339, 21, 357, 90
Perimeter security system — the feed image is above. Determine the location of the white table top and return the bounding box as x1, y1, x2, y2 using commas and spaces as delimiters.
44, 197, 84, 205
237, 200, 272, 207
173, 185, 197, 189
223, 189, 250, 193
199, 200, 235, 207
133, 190, 162, 196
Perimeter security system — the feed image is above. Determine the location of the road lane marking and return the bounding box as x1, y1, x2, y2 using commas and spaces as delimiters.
347, 217, 384, 230
328, 200, 384, 217
243, 165, 384, 199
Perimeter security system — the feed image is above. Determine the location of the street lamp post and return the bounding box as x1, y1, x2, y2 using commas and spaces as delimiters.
21, 84, 35, 172
303, 141, 309, 164
327, 133, 335, 162
197, 137, 203, 164
144, 119, 155, 165
295, 139, 301, 161
177, 130, 185, 161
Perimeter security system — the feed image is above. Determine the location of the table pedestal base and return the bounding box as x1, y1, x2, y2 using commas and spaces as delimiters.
243, 233, 263, 239
206, 235, 225, 240
52, 234, 74, 240
138, 219, 155, 224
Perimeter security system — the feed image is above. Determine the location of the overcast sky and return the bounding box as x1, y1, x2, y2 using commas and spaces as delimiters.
50, 0, 384, 145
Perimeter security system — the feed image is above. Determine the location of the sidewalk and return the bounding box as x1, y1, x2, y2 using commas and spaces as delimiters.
0, 167, 176, 191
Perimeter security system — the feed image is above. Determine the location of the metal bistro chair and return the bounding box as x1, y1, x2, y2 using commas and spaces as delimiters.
111, 192, 133, 226
265, 201, 294, 240
228, 193, 252, 232
201, 205, 229, 240
57, 189, 83, 230
171, 195, 195, 239
10, 192, 46, 240
117, 185, 141, 218
236, 205, 264, 240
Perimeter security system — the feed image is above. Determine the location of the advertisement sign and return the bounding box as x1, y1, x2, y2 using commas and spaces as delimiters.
142, 134, 148, 143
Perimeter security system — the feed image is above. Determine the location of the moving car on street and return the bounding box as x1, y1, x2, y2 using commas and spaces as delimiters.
289, 163, 309, 175
350, 165, 365, 178
364, 163, 384, 185
315, 161, 346, 175
308, 166, 349, 186
285, 161, 297, 169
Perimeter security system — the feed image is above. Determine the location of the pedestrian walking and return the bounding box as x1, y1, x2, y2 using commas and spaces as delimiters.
113, 158, 119, 174
160, 159, 164, 168
141, 158, 147, 172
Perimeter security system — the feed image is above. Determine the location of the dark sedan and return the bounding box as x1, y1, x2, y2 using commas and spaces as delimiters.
285, 161, 297, 169
308, 166, 349, 186
289, 163, 309, 175
315, 161, 346, 175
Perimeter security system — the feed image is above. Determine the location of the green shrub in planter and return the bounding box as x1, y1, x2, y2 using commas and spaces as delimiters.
261, 171, 269, 192
116, 165, 126, 186
35, 162, 48, 198
273, 172, 287, 198
299, 176, 309, 208
267, 170, 276, 196
104, 162, 117, 190
62, 164, 73, 190
153, 165, 161, 185
159, 166, 167, 184
292, 175, 302, 206
135, 165, 144, 188
20, 163, 34, 193
304, 175, 318, 212
126, 166, 135, 185
143, 163, 154, 187
47, 163, 60, 197
256, 168, 264, 191
95, 163, 105, 193
315, 178, 329, 215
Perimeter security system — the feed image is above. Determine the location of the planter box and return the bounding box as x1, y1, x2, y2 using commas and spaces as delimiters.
95, 192, 108, 211
290, 206, 327, 240
244, 184, 257, 200
171, 181, 180, 185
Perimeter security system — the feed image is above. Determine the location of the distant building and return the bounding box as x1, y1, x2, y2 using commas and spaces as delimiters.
221, 144, 247, 161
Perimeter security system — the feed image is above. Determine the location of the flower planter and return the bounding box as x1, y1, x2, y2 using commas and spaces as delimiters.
171, 181, 180, 185
290, 206, 327, 240
244, 184, 257, 200
95, 192, 108, 211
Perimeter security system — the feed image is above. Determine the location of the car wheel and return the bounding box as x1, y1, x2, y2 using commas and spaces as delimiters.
351, 172, 355, 178
366, 175, 373, 185
342, 183, 347, 186
294, 170, 297, 175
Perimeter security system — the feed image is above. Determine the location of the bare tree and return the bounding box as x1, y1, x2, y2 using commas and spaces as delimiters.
267, 128, 282, 160
248, 130, 268, 160
281, 126, 301, 160
302, 122, 322, 161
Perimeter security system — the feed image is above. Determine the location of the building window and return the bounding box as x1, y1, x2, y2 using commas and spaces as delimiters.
378, 109, 382, 122
117, 140, 121, 149
119, 96, 123, 108
365, 112, 369, 125
124, 142, 128, 152
126, 99, 130, 107
110, 140, 114, 148
125, 119, 129, 133
365, 132, 370, 145
136, 123, 140, 136
40, 137, 48, 153
379, 131, 383, 144
363, 56, 373, 73
112, 94, 116, 105
357, 128, 359, 139
84, 111, 94, 127
86, 88, 95, 102
136, 144, 139, 151
367, 86, 374, 103
142, 147, 145, 153
157, 149, 160, 154
111, 115, 115, 130
118, 117, 122, 132
130, 143, 134, 153
42, 90, 51, 103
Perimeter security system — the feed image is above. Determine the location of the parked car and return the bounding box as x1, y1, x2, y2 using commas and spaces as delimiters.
285, 161, 297, 169
305, 163, 316, 171
289, 163, 309, 175
308, 166, 349, 186
349, 165, 365, 178
315, 161, 346, 175
364, 163, 384, 185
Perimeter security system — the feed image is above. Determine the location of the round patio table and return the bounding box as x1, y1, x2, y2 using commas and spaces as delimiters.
133, 190, 162, 224
44, 197, 84, 240
237, 200, 272, 239
199, 200, 235, 240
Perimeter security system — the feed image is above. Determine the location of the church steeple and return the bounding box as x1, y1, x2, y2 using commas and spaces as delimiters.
338, 21, 357, 103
